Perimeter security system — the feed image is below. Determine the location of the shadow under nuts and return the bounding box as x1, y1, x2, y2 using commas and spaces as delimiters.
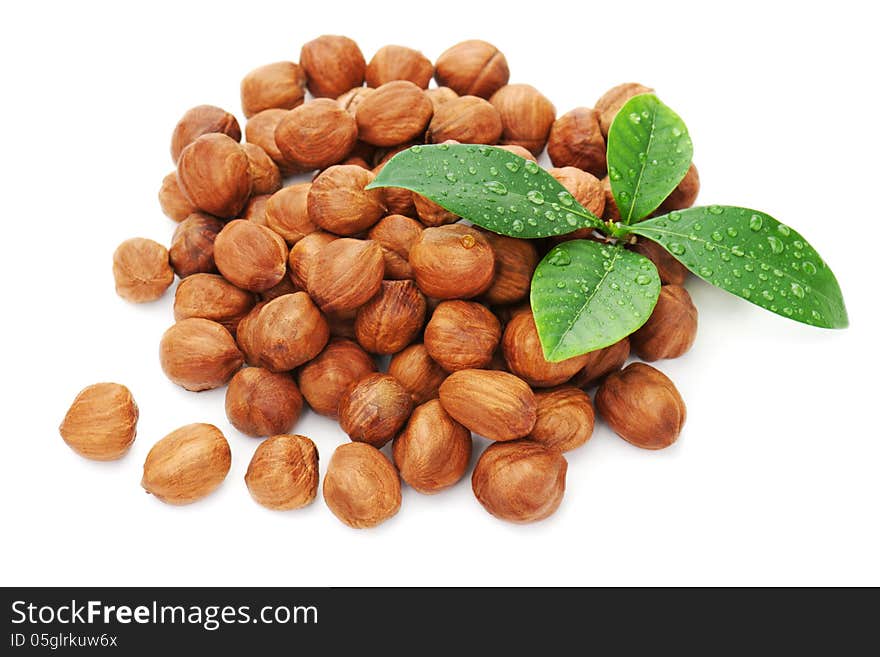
159, 318, 244, 391
355, 280, 426, 354
245, 434, 318, 510
298, 338, 377, 417
250, 292, 329, 372
387, 343, 448, 405
59, 383, 138, 461
308, 238, 384, 314
176, 133, 252, 218
225, 367, 303, 437
409, 225, 495, 299
213, 220, 289, 293
530, 387, 595, 452
424, 300, 500, 372
630, 284, 697, 362
113, 238, 174, 303
338, 373, 413, 448
323, 442, 401, 529
439, 369, 536, 441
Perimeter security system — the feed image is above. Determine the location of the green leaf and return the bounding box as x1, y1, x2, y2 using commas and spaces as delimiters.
530, 240, 661, 361
626, 206, 849, 328
607, 94, 693, 223
366, 144, 603, 239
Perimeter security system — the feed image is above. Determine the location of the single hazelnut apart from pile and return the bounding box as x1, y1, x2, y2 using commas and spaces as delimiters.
489, 84, 556, 155
249, 292, 329, 371
366, 45, 433, 88
388, 343, 448, 405
308, 238, 384, 314
242, 143, 282, 196
159, 318, 244, 391
530, 387, 595, 452
547, 107, 607, 177
355, 280, 427, 354
158, 172, 197, 222
299, 35, 366, 99
324, 442, 401, 529
629, 237, 689, 286
245, 434, 319, 510
409, 224, 495, 299
595, 82, 654, 136
368, 214, 423, 279
570, 338, 630, 388
298, 338, 377, 417
502, 311, 590, 387
307, 165, 385, 235
439, 369, 536, 442
434, 40, 509, 99
176, 133, 252, 218
169, 213, 225, 278
225, 367, 303, 437
356, 81, 433, 147
275, 99, 358, 171
287, 230, 337, 290
59, 383, 138, 461
480, 232, 538, 305
265, 183, 317, 245
426, 95, 503, 145
630, 284, 698, 361
338, 373, 413, 448
240, 61, 307, 118
213, 220, 288, 293
173, 273, 256, 334
170, 104, 241, 163
112, 238, 174, 303
424, 301, 501, 372
659, 163, 700, 212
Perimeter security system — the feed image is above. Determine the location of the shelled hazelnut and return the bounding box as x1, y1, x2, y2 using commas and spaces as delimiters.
307, 165, 385, 235
323, 442, 401, 529
170, 105, 241, 163
297, 338, 377, 418
274, 99, 358, 171
356, 81, 433, 147
425, 86, 459, 111
570, 338, 631, 388
424, 301, 501, 372
169, 213, 224, 278
530, 387, 595, 452
300, 35, 366, 99
158, 172, 197, 222
480, 232, 538, 305
213, 220, 288, 293
113, 238, 174, 303
409, 224, 495, 299
502, 311, 590, 387
413, 193, 458, 227
59, 383, 138, 461
372, 161, 417, 217
337, 87, 375, 115
225, 367, 303, 437
629, 237, 689, 286
240, 61, 307, 118
496, 143, 537, 161
242, 195, 270, 224
434, 40, 509, 99
387, 343, 448, 405
244, 108, 301, 175
265, 183, 317, 244
242, 143, 282, 196
177, 133, 252, 218
547, 107, 607, 176
259, 275, 298, 302
173, 273, 256, 334
159, 318, 244, 391
235, 301, 267, 366
439, 369, 536, 441
630, 285, 698, 361
368, 214, 423, 279
489, 84, 556, 155
245, 434, 318, 510
659, 163, 700, 212
338, 373, 413, 448
308, 238, 384, 314
249, 292, 329, 371
426, 95, 503, 144
354, 280, 427, 354
366, 45, 433, 88
549, 166, 605, 218
287, 230, 337, 290
595, 82, 654, 136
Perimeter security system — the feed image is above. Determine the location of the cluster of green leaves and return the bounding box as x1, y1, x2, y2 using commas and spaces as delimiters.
368, 94, 848, 361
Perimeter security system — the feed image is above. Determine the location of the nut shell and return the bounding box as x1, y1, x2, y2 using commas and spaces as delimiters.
323, 442, 401, 529
240, 61, 307, 118
530, 387, 595, 452
368, 214, 423, 279
338, 373, 413, 448
356, 81, 433, 147
173, 273, 256, 334
434, 40, 509, 99
409, 225, 495, 299
225, 367, 303, 437
249, 292, 329, 371
169, 213, 225, 278
439, 369, 536, 441
275, 99, 358, 171
112, 238, 174, 303
388, 343, 447, 405
308, 238, 385, 314
266, 183, 317, 244
355, 280, 427, 354
424, 300, 500, 372
177, 133, 252, 218
213, 219, 288, 292
245, 434, 319, 510
489, 84, 556, 155
170, 105, 241, 163
630, 285, 698, 361
502, 311, 590, 387
298, 338, 377, 417
366, 45, 433, 88
300, 35, 366, 99
159, 318, 244, 391
595, 82, 654, 136
547, 107, 607, 177
426, 95, 503, 144
59, 383, 138, 461
158, 172, 197, 222
307, 165, 386, 236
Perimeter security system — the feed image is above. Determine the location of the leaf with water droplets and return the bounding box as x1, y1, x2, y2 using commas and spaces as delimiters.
607, 94, 693, 224
531, 240, 661, 361
626, 206, 848, 328
366, 144, 602, 238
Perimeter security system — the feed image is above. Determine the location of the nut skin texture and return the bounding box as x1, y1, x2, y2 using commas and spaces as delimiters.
307, 166, 386, 236
426, 95, 503, 145
159, 318, 244, 391
439, 369, 536, 442
393, 399, 472, 494
496, 143, 537, 162
141, 423, 231, 505
425, 86, 458, 111
659, 163, 700, 212
158, 172, 197, 222
595, 82, 654, 136
235, 301, 267, 366
596, 363, 686, 450
630, 285, 698, 361
240, 61, 307, 118
629, 237, 689, 286
366, 45, 433, 88
275, 99, 358, 171
489, 84, 556, 156
169, 213, 225, 278
250, 292, 329, 372
300, 35, 366, 99
413, 193, 457, 227
266, 183, 317, 244
472, 440, 567, 523
388, 343, 447, 405
170, 105, 241, 163
530, 387, 595, 452
434, 40, 509, 99
372, 161, 417, 217
409, 225, 495, 299
59, 383, 138, 461
502, 311, 591, 388
260, 275, 298, 302
225, 368, 303, 437
424, 301, 501, 372
338, 374, 413, 448
113, 238, 174, 303
356, 81, 433, 147
308, 238, 385, 314
548, 107, 607, 177
213, 220, 289, 293
173, 273, 256, 334
481, 232, 539, 305
323, 442, 401, 529
245, 108, 302, 175
549, 167, 605, 218
570, 338, 631, 389
287, 230, 337, 290
298, 338, 377, 418
242, 143, 282, 196
355, 280, 427, 354
177, 133, 252, 218
337, 87, 375, 115
368, 214, 423, 279
245, 434, 318, 510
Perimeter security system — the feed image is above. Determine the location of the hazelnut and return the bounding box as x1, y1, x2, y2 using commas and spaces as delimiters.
158, 171, 197, 222
480, 232, 538, 305
472, 440, 567, 523
225, 367, 303, 437
496, 143, 537, 161
170, 105, 241, 163
629, 237, 688, 286
265, 183, 317, 244
425, 86, 459, 111
595, 363, 686, 450
426, 95, 503, 144
240, 61, 307, 118
530, 387, 595, 452
213, 219, 288, 292
169, 213, 224, 278
287, 230, 337, 290
388, 343, 447, 405
413, 193, 458, 227
307, 165, 386, 235
409, 225, 495, 299
434, 40, 509, 99
601, 175, 620, 222
159, 318, 243, 391
659, 163, 700, 212
260, 275, 298, 302
549, 166, 605, 218
338, 373, 413, 448
595, 82, 654, 136
425, 301, 501, 372
112, 238, 174, 303
250, 292, 329, 371
547, 107, 607, 177
341, 155, 371, 169
173, 273, 256, 334
246, 193, 272, 226
368, 214, 423, 279
245, 108, 302, 175
366, 45, 433, 88
235, 301, 267, 366
308, 238, 384, 314
439, 369, 536, 441
355, 280, 427, 354
245, 434, 318, 510
177, 133, 252, 218
300, 35, 366, 99
489, 84, 556, 155
372, 161, 417, 216
502, 310, 590, 387
356, 81, 433, 147
393, 399, 472, 494
337, 87, 375, 115
59, 383, 138, 461
275, 99, 358, 171
570, 338, 630, 388
242, 142, 282, 195
630, 285, 698, 361
326, 312, 358, 339
141, 423, 231, 505
323, 442, 401, 529
298, 338, 377, 417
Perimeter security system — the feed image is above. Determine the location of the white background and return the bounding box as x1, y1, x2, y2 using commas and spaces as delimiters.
1, 0, 877, 587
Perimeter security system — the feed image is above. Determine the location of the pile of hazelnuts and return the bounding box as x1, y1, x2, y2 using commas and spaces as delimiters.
68, 36, 700, 528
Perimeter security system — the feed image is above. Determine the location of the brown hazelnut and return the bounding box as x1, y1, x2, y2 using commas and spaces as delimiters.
337, 87, 375, 115
595, 362, 686, 449
472, 440, 567, 523
629, 237, 688, 286
341, 156, 371, 169
659, 163, 700, 212
424, 301, 500, 372
213, 219, 288, 292
489, 84, 556, 155
496, 143, 537, 161
169, 213, 224, 278
413, 193, 458, 227
323, 442, 401, 529
241, 142, 282, 196
159, 318, 243, 391
630, 285, 697, 361
595, 82, 654, 136
173, 273, 256, 334
601, 175, 620, 222
142, 423, 231, 505
530, 387, 594, 452
170, 105, 241, 163
434, 40, 509, 99
287, 230, 337, 290
307, 165, 386, 235
300, 35, 366, 99
245, 434, 318, 510
265, 183, 317, 244
177, 133, 252, 218
409, 225, 495, 299
158, 171, 197, 222
355, 280, 427, 354
439, 369, 536, 441
425, 86, 459, 111
570, 338, 630, 388
502, 310, 590, 387
259, 274, 298, 301
250, 292, 329, 372
225, 367, 303, 437
59, 383, 138, 461
547, 107, 607, 176
245, 109, 302, 175
393, 399, 471, 494
388, 343, 447, 405
356, 81, 433, 147
549, 166, 605, 218
338, 373, 413, 448
308, 238, 384, 314
368, 214, 423, 279
240, 61, 307, 118
426, 95, 503, 144
275, 99, 358, 171
235, 301, 267, 366
480, 232, 538, 305
112, 238, 174, 303
326, 312, 358, 339
298, 338, 377, 417
366, 45, 433, 88
371, 161, 417, 216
